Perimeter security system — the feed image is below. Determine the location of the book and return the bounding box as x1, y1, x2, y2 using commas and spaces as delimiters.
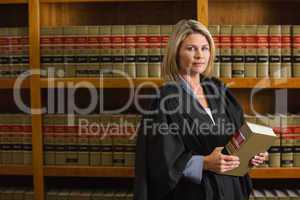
281, 25, 292, 78
257, 25, 269, 78
124, 25, 136, 78
220, 25, 232, 78
222, 122, 277, 176
293, 25, 300, 77
269, 25, 281, 78
268, 114, 281, 167
111, 25, 125, 77
294, 115, 300, 167
281, 114, 294, 167
136, 25, 148, 77
208, 25, 220, 78
148, 25, 161, 77
232, 25, 245, 77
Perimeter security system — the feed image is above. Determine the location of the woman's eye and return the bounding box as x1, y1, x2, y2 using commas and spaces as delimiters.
202, 46, 209, 51
187, 46, 196, 51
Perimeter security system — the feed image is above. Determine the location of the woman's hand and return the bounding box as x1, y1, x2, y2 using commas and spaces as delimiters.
250, 152, 268, 166
203, 147, 240, 173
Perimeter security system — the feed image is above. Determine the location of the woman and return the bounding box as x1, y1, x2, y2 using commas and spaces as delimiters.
134, 19, 267, 200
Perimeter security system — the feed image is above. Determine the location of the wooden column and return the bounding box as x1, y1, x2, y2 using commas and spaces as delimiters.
28, 0, 44, 199
197, 0, 208, 26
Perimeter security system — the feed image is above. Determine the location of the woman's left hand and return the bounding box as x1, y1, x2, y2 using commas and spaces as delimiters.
250, 152, 268, 166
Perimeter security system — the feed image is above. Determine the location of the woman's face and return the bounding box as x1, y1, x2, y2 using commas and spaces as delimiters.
178, 33, 210, 76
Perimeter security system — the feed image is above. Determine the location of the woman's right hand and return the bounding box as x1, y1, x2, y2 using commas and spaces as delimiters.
203, 147, 240, 173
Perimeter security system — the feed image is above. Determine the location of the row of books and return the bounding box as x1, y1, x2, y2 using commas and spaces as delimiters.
0, 188, 33, 200
245, 114, 300, 168
43, 114, 140, 166
0, 27, 29, 78
0, 187, 133, 200
250, 189, 300, 199
40, 25, 174, 78
208, 25, 300, 78
0, 114, 32, 165
1, 113, 299, 167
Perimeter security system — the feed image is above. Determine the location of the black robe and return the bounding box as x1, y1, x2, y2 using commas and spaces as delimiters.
134, 76, 253, 200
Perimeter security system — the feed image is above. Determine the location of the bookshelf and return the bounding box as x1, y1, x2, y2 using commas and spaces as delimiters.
40, 77, 300, 88
0, 0, 299, 199
0, 0, 27, 4
0, 165, 32, 176
43, 166, 300, 179
44, 166, 134, 177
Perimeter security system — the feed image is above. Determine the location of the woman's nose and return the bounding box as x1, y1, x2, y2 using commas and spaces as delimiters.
194, 49, 202, 58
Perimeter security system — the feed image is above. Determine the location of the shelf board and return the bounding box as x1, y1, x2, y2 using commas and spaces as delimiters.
44, 166, 300, 179
40, 77, 300, 89
0, 165, 33, 176
0, 0, 27, 3
222, 78, 300, 88
249, 167, 300, 179
40, 0, 183, 3
40, 77, 163, 88
0, 78, 30, 89
44, 166, 134, 177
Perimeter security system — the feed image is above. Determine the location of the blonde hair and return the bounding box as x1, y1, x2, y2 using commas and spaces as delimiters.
162, 19, 215, 81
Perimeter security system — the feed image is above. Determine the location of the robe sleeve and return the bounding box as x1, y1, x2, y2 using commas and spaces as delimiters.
134, 94, 193, 200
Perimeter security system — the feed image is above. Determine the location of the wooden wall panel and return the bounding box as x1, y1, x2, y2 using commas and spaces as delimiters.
209, 1, 300, 25
40, 1, 196, 26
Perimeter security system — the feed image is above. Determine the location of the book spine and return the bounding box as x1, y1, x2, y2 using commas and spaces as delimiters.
111, 25, 125, 77
220, 25, 232, 78
40, 27, 52, 77
23, 115, 32, 165
136, 25, 148, 78
269, 25, 281, 78
74, 26, 89, 77
160, 25, 173, 66
148, 25, 161, 78
281, 115, 294, 167
0, 28, 9, 78
124, 25, 136, 78
99, 25, 112, 77
88, 115, 101, 166
257, 25, 269, 78
43, 114, 55, 165
293, 115, 300, 167
123, 115, 137, 167
268, 114, 281, 167
244, 25, 257, 77
11, 115, 24, 165
111, 115, 124, 166
281, 25, 292, 78
232, 25, 245, 77
77, 115, 89, 166
54, 115, 67, 165
64, 26, 76, 77
208, 25, 220, 78
293, 25, 300, 77
87, 26, 100, 77
100, 115, 113, 166
52, 27, 64, 78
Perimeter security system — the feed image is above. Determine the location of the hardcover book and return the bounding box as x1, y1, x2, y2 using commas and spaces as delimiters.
222, 122, 276, 176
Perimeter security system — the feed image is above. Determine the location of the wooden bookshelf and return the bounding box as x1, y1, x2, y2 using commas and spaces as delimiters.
0, 0, 27, 4
44, 166, 300, 179
222, 78, 300, 89
40, 77, 300, 89
0, 165, 33, 175
40, 78, 164, 88
44, 166, 134, 177
41, 0, 183, 2
0, 79, 30, 89
249, 167, 300, 179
